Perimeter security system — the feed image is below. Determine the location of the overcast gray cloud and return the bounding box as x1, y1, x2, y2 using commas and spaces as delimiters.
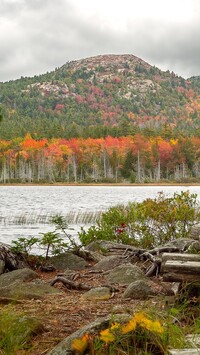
0, 0, 200, 82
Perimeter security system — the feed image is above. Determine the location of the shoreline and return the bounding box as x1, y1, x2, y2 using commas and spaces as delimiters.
0, 182, 200, 187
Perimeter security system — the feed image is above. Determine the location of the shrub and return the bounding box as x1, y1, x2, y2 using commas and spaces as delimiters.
79, 191, 200, 249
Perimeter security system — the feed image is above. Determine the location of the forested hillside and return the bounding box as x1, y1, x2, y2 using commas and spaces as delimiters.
0, 54, 200, 183
0, 54, 200, 139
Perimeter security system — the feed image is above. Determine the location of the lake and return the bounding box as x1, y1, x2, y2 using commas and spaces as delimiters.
0, 185, 200, 250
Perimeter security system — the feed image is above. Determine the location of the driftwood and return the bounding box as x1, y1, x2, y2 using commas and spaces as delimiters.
145, 259, 161, 277
50, 276, 119, 293
161, 253, 200, 282
50, 276, 92, 290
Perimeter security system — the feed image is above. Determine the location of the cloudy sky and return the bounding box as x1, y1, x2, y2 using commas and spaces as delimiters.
0, 0, 200, 82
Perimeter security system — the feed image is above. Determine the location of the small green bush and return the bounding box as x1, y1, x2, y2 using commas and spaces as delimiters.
79, 191, 200, 249
11, 214, 80, 259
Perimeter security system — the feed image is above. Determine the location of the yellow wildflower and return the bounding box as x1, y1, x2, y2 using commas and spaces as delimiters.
121, 319, 137, 334
136, 314, 152, 331
110, 322, 120, 330
134, 312, 147, 325
149, 320, 164, 334
100, 328, 116, 343
71, 334, 89, 353
134, 312, 164, 334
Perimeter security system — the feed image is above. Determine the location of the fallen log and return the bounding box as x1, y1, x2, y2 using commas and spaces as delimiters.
161, 253, 200, 282
161, 253, 200, 265
163, 272, 200, 283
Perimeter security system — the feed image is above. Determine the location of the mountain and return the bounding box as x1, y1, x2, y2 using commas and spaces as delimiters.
0, 54, 200, 139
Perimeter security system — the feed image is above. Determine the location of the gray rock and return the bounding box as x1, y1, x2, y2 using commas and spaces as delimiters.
0, 268, 38, 288
82, 287, 111, 300
123, 280, 155, 299
0, 280, 61, 300
47, 314, 131, 355
164, 238, 197, 251
105, 263, 147, 285
86, 240, 120, 252
94, 255, 128, 271
187, 241, 200, 253
0, 243, 28, 275
86, 240, 136, 253
50, 252, 87, 270
85, 250, 106, 263
190, 225, 200, 240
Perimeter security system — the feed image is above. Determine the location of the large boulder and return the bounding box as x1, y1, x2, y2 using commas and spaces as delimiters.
50, 252, 87, 270
0, 268, 38, 288
0, 280, 61, 300
105, 263, 147, 285
93, 255, 128, 271
0, 268, 61, 301
123, 280, 155, 299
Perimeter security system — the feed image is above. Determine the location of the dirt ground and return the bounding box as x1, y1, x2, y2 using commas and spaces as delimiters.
0, 268, 167, 355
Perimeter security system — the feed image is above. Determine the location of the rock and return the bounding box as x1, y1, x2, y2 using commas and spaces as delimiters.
0, 268, 38, 288
169, 350, 200, 354
93, 255, 128, 271
187, 241, 200, 253
86, 240, 120, 252
50, 252, 87, 270
164, 238, 198, 251
46, 314, 131, 355
105, 263, 147, 285
0, 280, 61, 300
186, 334, 200, 347
84, 250, 105, 263
190, 225, 200, 240
123, 280, 155, 299
86, 240, 136, 253
0, 242, 28, 275
82, 287, 111, 300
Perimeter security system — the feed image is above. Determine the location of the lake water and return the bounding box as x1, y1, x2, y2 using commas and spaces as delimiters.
0, 185, 200, 250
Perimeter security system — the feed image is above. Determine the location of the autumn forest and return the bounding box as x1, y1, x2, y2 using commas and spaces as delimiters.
0, 133, 199, 183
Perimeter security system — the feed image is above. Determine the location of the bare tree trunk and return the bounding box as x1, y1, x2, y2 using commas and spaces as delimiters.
72, 155, 77, 183
156, 159, 161, 181
137, 150, 141, 183
103, 150, 107, 179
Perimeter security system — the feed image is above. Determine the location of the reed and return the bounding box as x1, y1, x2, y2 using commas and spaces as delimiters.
0, 210, 103, 226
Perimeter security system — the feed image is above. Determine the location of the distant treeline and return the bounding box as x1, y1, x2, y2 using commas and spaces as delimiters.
0, 134, 200, 184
